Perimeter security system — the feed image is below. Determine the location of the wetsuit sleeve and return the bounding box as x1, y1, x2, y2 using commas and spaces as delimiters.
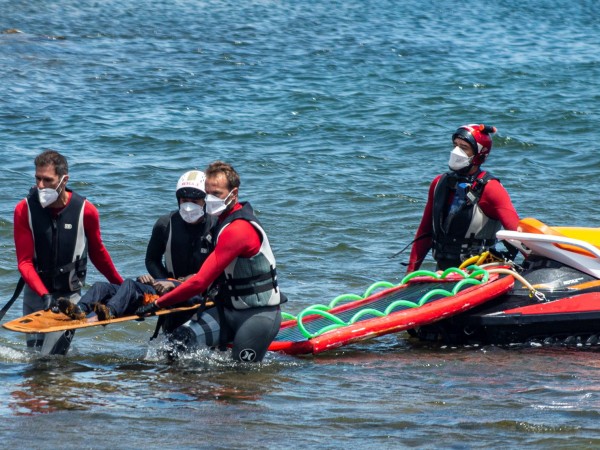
406, 177, 439, 273
145, 214, 170, 279
478, 180, 520, 231
83, 201, 124, 284
155, 219, 261, 308
14, 199, 49, 296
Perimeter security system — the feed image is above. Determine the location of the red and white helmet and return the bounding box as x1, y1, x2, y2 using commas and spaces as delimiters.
176, 170, 206, 200
452, 124, 497, 165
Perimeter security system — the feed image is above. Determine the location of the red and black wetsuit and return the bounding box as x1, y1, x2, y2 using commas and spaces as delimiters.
407, 171, 519, 272
157, 202, 282, 362
14, 188, 123, 296
14, 187, 123, 355
156, 202, 263, 308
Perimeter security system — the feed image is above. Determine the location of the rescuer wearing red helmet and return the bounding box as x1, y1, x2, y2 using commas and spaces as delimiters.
406, 124, 520, 272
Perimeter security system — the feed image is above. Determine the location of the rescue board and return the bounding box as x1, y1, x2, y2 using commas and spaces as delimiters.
2, 304, 206, 334
269, 268, 515, 355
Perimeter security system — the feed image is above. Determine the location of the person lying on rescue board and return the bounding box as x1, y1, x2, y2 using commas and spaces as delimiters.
57, 276, 202, 321
58, 170, 215, 322
406, 124, 520, 272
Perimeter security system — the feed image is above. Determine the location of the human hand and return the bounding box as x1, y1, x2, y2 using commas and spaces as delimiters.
137, 274, 155, 285
136, 301, 160, 317
42, 294, 56, 311
153, 280, 176, 295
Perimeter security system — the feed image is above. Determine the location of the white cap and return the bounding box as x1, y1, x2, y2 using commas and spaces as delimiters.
176, 170, 206, 199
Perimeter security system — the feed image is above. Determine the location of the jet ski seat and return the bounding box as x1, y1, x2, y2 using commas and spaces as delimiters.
518, 218, 600, 255
497, 218, 600, 280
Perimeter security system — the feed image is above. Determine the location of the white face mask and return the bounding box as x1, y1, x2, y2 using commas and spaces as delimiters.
205, 190, 233, 217
179, 202, 205, 223
448, 146, 473, 172
38, 176, 65, 208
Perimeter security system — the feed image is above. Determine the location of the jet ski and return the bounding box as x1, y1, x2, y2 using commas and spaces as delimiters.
412, 218, 600, 346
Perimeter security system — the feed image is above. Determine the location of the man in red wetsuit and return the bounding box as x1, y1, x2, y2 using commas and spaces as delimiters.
407, 124, 520, 272
13, 150, 123, 355
136, 161, 284, 363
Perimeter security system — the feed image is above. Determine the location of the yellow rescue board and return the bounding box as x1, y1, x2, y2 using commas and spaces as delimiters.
2, 304, 205, 334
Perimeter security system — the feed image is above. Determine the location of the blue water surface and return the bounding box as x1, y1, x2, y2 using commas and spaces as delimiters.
1, 0, 600, 448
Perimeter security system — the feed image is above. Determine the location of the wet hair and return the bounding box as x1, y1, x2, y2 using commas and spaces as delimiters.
34, 150, 68, 176
205, 161, 241, 190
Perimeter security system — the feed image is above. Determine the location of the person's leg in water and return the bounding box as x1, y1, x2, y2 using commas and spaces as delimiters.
23, 284, 46, 350
226, 305, 281, 363
167, 307, 225, 358
23, 285, 81, 356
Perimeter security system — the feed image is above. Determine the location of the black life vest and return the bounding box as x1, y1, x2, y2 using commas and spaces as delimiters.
431, 171, 501, 265
163, 212, 215, 278
212, 202, 281, 310
26, 187, 88, 293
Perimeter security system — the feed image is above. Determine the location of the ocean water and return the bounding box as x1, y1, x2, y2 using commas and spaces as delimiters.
1, 0, 600, 448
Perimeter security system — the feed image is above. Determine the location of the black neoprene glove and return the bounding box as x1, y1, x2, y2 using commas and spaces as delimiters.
42, 294, 55, 311
136, 302, 159, 317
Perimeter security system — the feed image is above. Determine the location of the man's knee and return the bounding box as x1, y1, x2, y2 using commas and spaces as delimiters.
230, 309, 281, 363
169, 312, 221, 349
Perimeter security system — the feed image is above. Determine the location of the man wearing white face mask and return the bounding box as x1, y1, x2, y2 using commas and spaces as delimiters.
60, 170, 216, 325
144, 170, 215, 287
140, 170, 216, 335
13, 150, 123, 355
137, 161, 285, 363
406, 124, 520, 272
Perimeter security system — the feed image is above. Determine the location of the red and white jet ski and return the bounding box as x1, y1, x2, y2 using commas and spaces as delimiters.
414, 218, 600, 346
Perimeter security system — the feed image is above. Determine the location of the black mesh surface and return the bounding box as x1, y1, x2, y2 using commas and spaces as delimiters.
275, 281, 462, 343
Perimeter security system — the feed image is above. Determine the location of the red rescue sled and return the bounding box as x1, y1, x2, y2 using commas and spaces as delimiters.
269, 271, 514, 355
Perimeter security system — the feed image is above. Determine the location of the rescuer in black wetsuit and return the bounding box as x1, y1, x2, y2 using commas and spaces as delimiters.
60, 170, 215, 325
